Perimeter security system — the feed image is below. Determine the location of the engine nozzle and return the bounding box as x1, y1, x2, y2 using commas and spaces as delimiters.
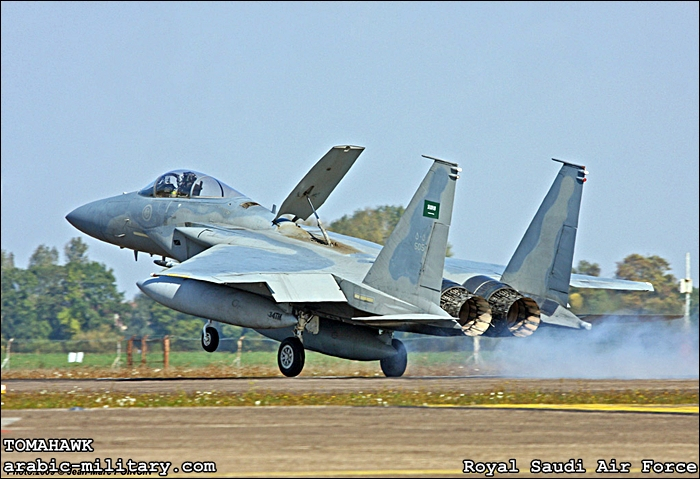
440, 280, 492, 336
463, 275, 540, 337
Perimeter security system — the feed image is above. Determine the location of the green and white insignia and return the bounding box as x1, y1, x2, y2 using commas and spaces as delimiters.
423, 200, 440, 219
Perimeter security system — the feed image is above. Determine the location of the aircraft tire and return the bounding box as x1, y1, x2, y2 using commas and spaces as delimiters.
380, 339, 407, 377
201, 326, 219, 353
278, 337, 305, 377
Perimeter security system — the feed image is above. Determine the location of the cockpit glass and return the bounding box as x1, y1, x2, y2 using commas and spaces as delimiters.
138, 170, 243, 199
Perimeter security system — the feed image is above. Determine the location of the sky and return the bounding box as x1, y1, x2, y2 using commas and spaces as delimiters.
2, 2, 698, 300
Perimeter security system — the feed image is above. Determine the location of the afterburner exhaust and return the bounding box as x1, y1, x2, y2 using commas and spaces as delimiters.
463, 275, 540, 337
440, 280, 492, 336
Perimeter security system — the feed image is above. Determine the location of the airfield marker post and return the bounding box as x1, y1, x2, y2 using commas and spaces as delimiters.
233, 335, 246, 368
163, 336, 170, 369
111, 340, 121, 369
680, 252, 693, 329
127, 336, 134, 368
1, 338, 13, 370
141, 335, 148, 366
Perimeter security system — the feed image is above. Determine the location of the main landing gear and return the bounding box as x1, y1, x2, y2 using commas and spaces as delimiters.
277, 337, 305, 377
201, 321, 219, 353
380, 339, 407, 377
277, 312, 311, 377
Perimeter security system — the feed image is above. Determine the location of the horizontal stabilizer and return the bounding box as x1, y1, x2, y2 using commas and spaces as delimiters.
577, 314, 684, 323
570, 274, 654, 291
539, 299, 591, 329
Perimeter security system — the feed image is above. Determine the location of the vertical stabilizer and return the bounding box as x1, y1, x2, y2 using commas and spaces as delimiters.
363, 157, 460, 312
500, 159, 588, 307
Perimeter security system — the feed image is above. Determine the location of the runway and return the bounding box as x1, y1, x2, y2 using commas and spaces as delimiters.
2, 405, 698, 478
1, 378, 698, 477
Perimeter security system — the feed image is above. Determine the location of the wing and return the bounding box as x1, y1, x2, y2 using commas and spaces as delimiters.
152, 229, 464, 335
157, 233, 348, 303
443, 258, 654, 292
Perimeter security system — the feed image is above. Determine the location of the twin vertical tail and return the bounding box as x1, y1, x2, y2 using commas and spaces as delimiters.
500, 159, 591, 329
363, 157, 460, 314
362, 157, 590, 332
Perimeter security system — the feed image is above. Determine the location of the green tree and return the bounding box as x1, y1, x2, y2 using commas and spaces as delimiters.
58, 240, 127, 340
328, 205, 453, 256
64, 237, 89, 264
614, 254, 683, 314
569, 260, 617, 313
569, 256, 685, 316
25, 246, 68, 339
2, 250, 51, 341
127, 294, 204, 339
1, 240, 127, 341
28, 245, 59, 268
573, 260, 601, 277
690, 287, 699, 323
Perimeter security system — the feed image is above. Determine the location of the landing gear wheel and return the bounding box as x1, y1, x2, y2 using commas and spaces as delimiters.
277, 337, 305, 377
380, 339, 407, 377
201, 326, 219, 353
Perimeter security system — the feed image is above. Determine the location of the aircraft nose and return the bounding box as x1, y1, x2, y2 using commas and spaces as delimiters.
66, 203, 106, 241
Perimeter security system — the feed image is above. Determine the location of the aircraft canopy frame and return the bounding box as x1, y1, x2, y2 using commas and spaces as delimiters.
138, 170, 244, 199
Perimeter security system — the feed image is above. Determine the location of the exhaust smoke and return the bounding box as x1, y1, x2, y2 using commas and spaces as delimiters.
488, 318, 699, 379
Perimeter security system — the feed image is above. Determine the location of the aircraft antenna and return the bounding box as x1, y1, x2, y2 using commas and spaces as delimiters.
307, 197, 332, 246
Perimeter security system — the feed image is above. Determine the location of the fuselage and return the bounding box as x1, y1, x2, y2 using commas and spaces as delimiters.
65, 175, 507, 287
84, 193, 268, 253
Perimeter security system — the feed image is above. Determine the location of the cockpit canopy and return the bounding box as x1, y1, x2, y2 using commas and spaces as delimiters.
138, 170, 243, 199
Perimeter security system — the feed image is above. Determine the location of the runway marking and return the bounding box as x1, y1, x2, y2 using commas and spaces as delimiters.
1, 417, 21, 433
423, 404, 699, 414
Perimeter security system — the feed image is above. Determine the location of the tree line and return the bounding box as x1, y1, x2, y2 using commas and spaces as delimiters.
2, 206, 697, 343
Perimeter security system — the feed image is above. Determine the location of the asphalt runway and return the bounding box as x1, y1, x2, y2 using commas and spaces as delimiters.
2, 404, 698, 478
3, 378, 699, 477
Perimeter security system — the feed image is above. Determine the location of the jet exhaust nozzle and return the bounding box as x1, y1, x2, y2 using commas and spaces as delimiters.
440, 280, 492, 336
462, 275, 540, 337
137, 276, 298, 329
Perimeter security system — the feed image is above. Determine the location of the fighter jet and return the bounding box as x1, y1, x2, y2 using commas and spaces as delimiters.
66, 146, 653, 377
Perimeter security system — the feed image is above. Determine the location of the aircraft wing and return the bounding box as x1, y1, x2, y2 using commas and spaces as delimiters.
154, 231, 466, 333
157, 242, 348, 303
444, 258, 654, 292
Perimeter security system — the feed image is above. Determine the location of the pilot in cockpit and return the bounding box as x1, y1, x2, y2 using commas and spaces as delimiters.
192, 180, 203, 197
178, 172, 198, 197
156, 177, 176, 196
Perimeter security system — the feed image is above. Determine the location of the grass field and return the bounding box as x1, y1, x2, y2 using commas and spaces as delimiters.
1, 349, 492, 379
3, 387, 697, 410
2, 351, 697, 410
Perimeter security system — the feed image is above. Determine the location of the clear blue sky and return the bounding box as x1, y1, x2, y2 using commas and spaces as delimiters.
2, 2, 698, 299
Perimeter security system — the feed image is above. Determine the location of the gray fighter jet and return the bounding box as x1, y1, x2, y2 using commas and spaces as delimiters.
66, 146, 652, 377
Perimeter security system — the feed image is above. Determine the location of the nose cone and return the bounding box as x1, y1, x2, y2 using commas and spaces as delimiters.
66, 202, 107, 241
